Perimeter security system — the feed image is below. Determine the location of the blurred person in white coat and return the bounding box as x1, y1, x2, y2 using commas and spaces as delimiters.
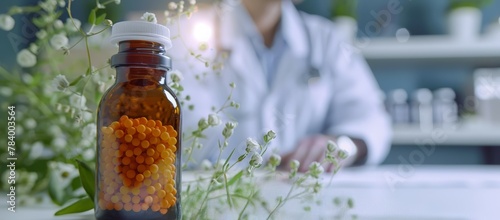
169, 0, 391, 171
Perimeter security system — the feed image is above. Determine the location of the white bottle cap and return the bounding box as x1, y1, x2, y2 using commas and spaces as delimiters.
109, 21, 172, 49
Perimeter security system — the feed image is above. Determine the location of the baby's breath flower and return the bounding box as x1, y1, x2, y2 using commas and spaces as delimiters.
36, 30, 48, 39
51, 74, 69, 91
29, 43, 38, 54
290, 160, 300, 171
65, 18, 81, 32
170, 69, 183, 82
168, 2, 178, 10
198, 118, 208, 130
327, 140, 337, 153
0, 87, 13, 96
82, 148, 95, 161
16, 49, 37, 68
189, 0, 196, 5
198, 42, 208, 51
141, 12, 157, 23
200, 159, 213, 170
222, 122, 237, 139
229, 82, 236, 88
0, 14, 15, 31
308, 162, 324, 179
245, 138, 260, 153
82, 123, 96, 140
268, 154, 281, 167
264, 130, 276, 143
53, 19, 64, 29
249, 153, 263, 167
49, 162, 78, 188
207, 114, 220, 126
58, 0, 65, 7
24, 118, 37, 129
50, 33, 69, 50
69, 93, 87, 109
337, 149, 349, 160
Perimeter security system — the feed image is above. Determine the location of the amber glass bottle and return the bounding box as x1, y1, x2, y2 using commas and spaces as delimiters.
95, 21, 181, 220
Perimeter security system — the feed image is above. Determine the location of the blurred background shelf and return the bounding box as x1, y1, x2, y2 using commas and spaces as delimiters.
358, 36, 500, 67
392, 123, 500, 146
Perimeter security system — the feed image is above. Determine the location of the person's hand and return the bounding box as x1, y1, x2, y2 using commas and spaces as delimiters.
281, 135, 335, 173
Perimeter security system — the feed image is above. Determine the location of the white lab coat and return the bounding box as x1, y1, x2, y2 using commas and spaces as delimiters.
168, 1, 392, 165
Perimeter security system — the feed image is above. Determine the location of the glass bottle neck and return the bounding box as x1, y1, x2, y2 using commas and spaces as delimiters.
110, 40, 172, 70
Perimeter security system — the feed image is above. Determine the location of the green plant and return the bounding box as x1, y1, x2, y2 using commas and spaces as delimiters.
0, 0, 355, 219
331, 0, 357, 19
449, 0, 493, 10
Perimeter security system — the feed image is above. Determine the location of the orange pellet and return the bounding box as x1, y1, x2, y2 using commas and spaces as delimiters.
136, 155, 145, 164
136, 174, 144, 182
136, 124, 146, 133
160, 132, 169, 141
99, 116, 179, 213
133, 147, 142, 156
141, 140, 150, 148
145, 157, 154, 165
115, 130, 125, 138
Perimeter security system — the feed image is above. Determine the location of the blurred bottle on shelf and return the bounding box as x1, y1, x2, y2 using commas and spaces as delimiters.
411, 88, 433, 131
387, 89, 410, 124
474, 68, 500, 124
433, 88, 458, 127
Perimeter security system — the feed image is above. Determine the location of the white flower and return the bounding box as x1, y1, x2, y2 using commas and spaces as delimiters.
327, 140, 337, 153
264, 130, 276, 143
207, 114, 220, 126
82, 111, 93, 122
16, 49, 37, 68
82, 148, 95, 161
141, 12, 157, 23
250, 153, 263, 167
24, 118, 37, 129
114, 0, 121, 4
29, 142, 45, 159
36, 30, 47, 39
52, 137, 67, 151
29, 43, 38, 54
58, 0, 66, 7
49, 162, 78, 188
245, 138, 260, 153
50, 33, 69, 50
197, 118, 208, 130
0, 87, 12, 96
269, 154, 281, 167
82, 123, 96, 140
69, 93, 87, 109
65, 18, 81, 32
53, 19, 64, 29
170, 69, 183, 82
290, 160, 300, 170
200, 159, 213, 170
308, 162, 324, 179
168, 2, 178, 10
337, 149, 349, 160
189, 0, 196, 5
51, 74, 69, 91
0, 14, 15, 31
222, 122, 237, 138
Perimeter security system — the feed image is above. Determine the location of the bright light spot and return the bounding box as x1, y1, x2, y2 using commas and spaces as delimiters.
193, 22, 213, 43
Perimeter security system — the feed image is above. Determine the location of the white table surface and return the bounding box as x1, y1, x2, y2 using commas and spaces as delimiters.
2, 165, 500, 220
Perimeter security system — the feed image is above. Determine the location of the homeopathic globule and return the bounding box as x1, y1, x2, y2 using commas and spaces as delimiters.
95, 20, 181, 220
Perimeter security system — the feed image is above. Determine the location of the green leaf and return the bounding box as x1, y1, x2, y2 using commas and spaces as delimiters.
69, 75, 83, 86
54, 197, 94, 216
88, 9, 97, 25
227, 170, 243, 187
95, 13, 107, 25
76, 159, 95, 201
48, 171, 64, 206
